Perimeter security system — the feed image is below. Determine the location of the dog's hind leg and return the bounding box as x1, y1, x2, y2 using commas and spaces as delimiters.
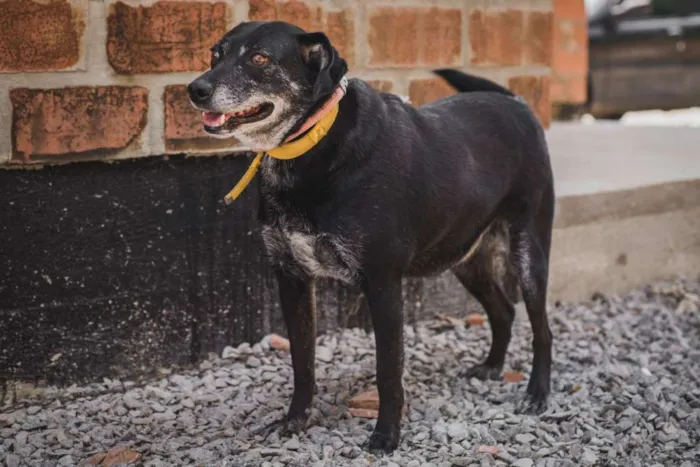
510, 184, 555, 414
453, 243, 517, 381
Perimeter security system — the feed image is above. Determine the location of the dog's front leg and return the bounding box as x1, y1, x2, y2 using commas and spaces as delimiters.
276, 270, 316, 433
362, 275, 404, 454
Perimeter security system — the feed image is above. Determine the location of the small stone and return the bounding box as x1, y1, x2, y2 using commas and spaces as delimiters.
447, 422, 467, 441
26, 406, 41, 415
515, 433, 536, 444
15, 431, 29, 446
267, 334, 291, 352
153, 410, 176, 422
512, 459, 534, 467
222, 346, 237, 359
413, 431, 429, 442
431, 424, 448, 444
246, 356, 261, 367
466, 313, 486, 326
56, 429, 69, 444
187, 447, 214, 461
214, 378, 228, 388
170, 375, 193, 391
349, 389, 379, 410
316, 346, 333, 363
4, 453, 20, 467
451, 458, 471, 467
181, 398, 195, 409
284, 436, 301, 450
150, 402, 166, 413
477, 445, 499, 455
582, 449, 598, 465
146, 386, 174, 402
57, 455, 75, 466
504, 371, 526, 383
123, 392, 143, 410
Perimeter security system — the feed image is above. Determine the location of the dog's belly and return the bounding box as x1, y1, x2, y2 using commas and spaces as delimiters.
407, 221, 510, 277
261, 226, 359, 283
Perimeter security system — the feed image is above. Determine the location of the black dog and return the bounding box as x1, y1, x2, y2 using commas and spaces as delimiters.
188, 21, 555, 454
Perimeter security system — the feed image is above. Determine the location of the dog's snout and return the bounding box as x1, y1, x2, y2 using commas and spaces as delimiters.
188, 79, 214, 104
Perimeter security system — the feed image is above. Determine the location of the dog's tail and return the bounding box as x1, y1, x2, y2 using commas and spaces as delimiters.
433, 68, 515, 97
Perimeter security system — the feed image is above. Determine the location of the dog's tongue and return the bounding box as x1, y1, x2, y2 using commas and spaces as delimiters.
202, 111, 226, 127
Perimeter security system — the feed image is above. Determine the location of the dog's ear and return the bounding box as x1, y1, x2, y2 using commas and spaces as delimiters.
298, 32, 348, 99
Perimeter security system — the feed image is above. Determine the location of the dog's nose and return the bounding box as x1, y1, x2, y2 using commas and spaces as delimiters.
188, 79, 213, 103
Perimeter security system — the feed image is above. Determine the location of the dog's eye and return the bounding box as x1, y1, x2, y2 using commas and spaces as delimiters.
250, 53, 269, 66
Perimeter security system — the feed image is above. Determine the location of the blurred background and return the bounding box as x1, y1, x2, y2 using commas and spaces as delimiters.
0, 0, 698, 389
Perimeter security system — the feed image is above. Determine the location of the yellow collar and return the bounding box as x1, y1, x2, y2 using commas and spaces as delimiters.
223, 102, 340, 204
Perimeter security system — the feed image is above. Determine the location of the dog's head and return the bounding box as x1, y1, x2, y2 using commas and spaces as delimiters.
187, 21, 348, 151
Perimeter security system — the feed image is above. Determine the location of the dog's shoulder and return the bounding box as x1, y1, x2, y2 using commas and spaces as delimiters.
348, 78, 414, 112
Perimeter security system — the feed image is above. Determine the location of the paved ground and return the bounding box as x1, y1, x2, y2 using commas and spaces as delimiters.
1, 278, 698, 467
546, 108, 700, 197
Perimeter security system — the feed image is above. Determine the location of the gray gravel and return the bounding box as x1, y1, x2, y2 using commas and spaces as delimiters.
1, 277, 699, 466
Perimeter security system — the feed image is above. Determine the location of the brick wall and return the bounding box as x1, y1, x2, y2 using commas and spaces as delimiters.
551, 0, 588, 105
0, 0, 554, 166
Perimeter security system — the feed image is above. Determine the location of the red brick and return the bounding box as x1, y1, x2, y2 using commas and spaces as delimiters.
368, 7, 462, 67
325, 10, 355, 68
249, 0, 321, 32
10, 86, 148, 162
422, 8, 462, 66
551, 73, 587, 104
249, 1, 355, 67
524, 11, 553, 66
368, 7, 420, 66
553, 20, 588, 74
508, 75, 552, 128
0, 0, 84, 72
554, 0, 586, 21
408, 78, 455, 106
367, 80, 394, 93
163, 85, 241, 152
469, 9, 523, 67
107, 1, 228, 74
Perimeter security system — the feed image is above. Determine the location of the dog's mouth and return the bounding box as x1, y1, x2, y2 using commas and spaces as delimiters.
202, 103, 274, 133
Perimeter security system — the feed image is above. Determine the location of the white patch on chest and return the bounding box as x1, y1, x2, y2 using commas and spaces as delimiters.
262, 226, 360, 283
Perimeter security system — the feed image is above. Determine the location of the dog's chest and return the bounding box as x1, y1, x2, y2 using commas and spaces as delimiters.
261, 222, 359, 283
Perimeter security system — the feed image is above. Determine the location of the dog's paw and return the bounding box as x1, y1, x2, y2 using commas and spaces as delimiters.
256, 415, 308, 438
462, 363, 503, 381
364, 429, 399, 455
515, 392, 548, 415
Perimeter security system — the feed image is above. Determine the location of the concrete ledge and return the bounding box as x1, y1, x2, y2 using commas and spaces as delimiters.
553, 179, 700, 229
551, 202, 700, 302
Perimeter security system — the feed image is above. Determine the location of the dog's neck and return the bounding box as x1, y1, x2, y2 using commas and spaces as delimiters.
258, 76, 348, 153
259, 77, 349, 189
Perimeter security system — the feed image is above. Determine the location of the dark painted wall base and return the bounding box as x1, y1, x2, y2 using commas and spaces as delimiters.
0, 155, 474, 387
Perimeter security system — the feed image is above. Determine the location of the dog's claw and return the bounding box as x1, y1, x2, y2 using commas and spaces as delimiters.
256, 415, 308, 438
364, 429, 399, 455
463, 363, 503, 381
